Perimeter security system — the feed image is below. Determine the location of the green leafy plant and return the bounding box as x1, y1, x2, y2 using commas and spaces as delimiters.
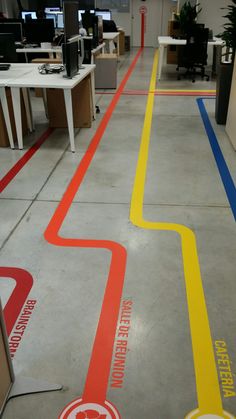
175, 1, 202, 36
218, 0, 236, 53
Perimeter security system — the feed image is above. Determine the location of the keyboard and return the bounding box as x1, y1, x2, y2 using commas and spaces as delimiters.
22, 44, 39, 48
0, 64, 11, 71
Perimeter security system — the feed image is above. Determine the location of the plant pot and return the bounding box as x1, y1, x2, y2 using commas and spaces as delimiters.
215, 62, 234, 125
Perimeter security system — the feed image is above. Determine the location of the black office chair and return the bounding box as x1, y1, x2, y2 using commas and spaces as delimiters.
176, 26, 210, 82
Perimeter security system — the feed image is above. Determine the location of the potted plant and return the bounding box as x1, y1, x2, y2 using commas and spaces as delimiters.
175, 1, 202, 37
215, 0, 236, 124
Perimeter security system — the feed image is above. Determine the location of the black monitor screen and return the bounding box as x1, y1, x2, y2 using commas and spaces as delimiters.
78, 9, 95, 21
5, 18, 24, 24
81, 11, 94, 34
62, 40, 79, 78
24, 19, 55, 44
79, 0, 95, 10
0, 33, 17, 62
0, 23, 23, 42
44, 0, 61, 6
45, 12, 57, 27
63, 1, 79, 40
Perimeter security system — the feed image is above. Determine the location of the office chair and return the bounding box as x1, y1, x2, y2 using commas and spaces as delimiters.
176, 26, 210, 82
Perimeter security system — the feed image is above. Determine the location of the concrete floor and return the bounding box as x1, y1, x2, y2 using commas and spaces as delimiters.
1, 48, 236, 419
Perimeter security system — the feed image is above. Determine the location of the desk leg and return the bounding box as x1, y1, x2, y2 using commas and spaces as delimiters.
158, 44, 164, 80
11, 87, 23, 150
22, 88, 34, 132
90, 71, 96, 120
0, 87, 14, 149
117, 36, 120, 56
63, 89, 75, 153
109, 40, 113, 54
42, 89, 49, 119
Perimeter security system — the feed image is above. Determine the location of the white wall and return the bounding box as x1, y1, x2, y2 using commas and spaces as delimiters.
112, 11, 131, 36
197, 0, 229, 36
113, 0, 177, 46
113, 0, 229, 46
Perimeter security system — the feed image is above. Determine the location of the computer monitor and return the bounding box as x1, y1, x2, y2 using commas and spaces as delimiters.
0, 22, 23, 42
62, 39, 79, 78
63, 1, 79, 40
44, 7, 60, 13
82, 13, 99, 47
21, 11, 37, 21
45, 12, 57, 28
78, 9, 94, 21
57, 13, 64, 29
44, 0, 61, 7
0, 33, 17, 62
24, 19, 55, 44
95, 10, 111, 21
5, 18, 24, 24
79, 0, 95, 10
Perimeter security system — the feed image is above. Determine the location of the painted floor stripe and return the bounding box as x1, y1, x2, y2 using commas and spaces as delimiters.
44, 49, 143, 418
130, 49, 234, 419
197, 98, 236, 221
0, 128, 54, 193
0, 267, 33, 336
97, 90, 215, 97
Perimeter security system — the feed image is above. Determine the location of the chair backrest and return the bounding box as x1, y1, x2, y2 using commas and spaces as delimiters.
185, 26, 209, 66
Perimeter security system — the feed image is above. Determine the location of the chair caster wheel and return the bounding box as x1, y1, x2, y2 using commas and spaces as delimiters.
96, 105, 100, 114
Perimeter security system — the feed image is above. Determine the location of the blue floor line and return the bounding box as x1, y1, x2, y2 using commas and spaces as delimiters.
197, 97, 236, 221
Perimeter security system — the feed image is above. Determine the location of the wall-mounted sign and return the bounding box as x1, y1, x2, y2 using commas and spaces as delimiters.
139, 5, 147, 14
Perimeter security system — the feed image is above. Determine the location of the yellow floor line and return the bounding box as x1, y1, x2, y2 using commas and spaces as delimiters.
155, 89, 216, 93
130, 49, 234, 419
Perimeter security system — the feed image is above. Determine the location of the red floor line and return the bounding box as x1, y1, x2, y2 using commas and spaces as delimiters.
0, 128, 54, 193
0, 267, 33, 336
44, 48, 143, 416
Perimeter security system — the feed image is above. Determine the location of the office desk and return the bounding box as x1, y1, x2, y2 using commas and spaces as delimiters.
157, 36, 225, 80
17, 44, 105, 64
7, 63, 95, 152
91, 42, 105, 63
0, 65, 34, 148
103, 33, 120, 56
16, 47, 62, 62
